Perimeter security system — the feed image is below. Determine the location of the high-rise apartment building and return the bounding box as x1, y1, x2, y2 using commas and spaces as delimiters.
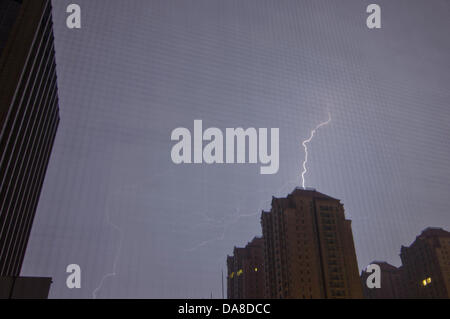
261, 188, 362, 299
362, 228, 450, 299
361, 261, 406, 299
227, 237, 266, 299
0, 0, 59, 278
400, 227, 450, 298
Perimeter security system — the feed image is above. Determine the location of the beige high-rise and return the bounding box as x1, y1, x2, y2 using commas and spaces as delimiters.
261, 188, 363, 299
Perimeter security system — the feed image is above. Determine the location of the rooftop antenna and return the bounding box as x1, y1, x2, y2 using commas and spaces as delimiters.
221, 269, 224, 299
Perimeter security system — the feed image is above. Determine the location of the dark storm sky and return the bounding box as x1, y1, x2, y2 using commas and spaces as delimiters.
22, 0, 450, 298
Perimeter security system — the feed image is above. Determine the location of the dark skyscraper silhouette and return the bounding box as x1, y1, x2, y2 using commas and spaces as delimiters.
362, 227, 450, 299
400, 227, 450, 298
261, 188, 362, 299
227, 237, 266, 299
361, 261, 406, 299
0, 0, 59, 278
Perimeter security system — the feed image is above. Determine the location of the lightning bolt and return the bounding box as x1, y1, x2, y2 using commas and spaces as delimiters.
92, 196, 124, 299
185, 112, 331, 296
187, 112, 333, 252
91, 167, 177, 299
90, 113, 331, 297
301, 112, 331, 189
184, 178, 298, 252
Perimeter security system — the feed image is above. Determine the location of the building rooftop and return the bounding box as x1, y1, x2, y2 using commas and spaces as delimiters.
290, 187, 339, 201
368, 261, 400, 272
261, 188, 341, 218
402, 227, 450, 249
418, 227, 450, 239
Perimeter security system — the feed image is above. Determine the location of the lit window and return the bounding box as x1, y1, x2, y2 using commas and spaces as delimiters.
237, 269, 243, 276
254, 268, 258, 272
422, 277, 432, 286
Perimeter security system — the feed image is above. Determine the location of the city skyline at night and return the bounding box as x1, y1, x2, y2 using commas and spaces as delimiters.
0, 0, 447, 300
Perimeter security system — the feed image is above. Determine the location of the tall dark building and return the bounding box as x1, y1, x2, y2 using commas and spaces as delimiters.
361, 261, 406, 299
400, 227, 450, 299
261, 188, 363, 299
227, 237, 266, 299
363, 227, 450, 299
0, 0, 59, 278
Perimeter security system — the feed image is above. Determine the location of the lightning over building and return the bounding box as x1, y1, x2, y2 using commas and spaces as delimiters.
187, 111, 333, 253
301, 113, 332, 189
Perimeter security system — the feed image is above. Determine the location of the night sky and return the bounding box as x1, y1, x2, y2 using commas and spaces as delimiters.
21, 0, 450, 298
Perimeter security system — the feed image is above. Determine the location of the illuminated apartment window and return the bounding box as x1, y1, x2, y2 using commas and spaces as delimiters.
422, 277, 432, 286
